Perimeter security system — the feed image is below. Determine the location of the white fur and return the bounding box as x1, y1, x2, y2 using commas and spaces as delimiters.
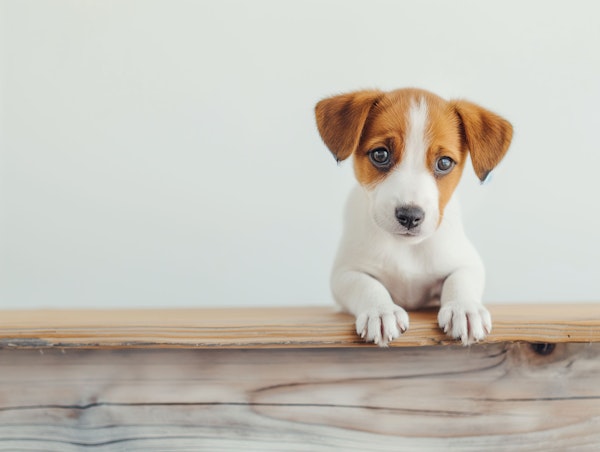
332, 100, 491, 346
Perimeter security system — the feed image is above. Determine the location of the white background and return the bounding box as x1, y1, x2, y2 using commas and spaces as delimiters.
1, 0, 599, 309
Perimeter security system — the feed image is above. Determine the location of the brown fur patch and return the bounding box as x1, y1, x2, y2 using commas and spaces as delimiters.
423, 96, 467, 220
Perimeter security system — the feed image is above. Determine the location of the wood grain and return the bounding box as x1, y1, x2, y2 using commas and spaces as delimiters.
0, 344, 598, 450
1, 303, 600, 349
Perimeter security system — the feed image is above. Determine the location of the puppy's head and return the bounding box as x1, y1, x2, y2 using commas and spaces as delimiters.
315, 88, 513, 242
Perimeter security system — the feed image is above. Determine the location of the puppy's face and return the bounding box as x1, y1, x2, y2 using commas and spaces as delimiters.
315, 88, 512, 242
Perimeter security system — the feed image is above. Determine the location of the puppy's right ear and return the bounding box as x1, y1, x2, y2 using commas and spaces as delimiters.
315, 90, 383, 162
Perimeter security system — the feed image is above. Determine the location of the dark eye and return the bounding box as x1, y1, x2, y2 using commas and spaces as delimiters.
435, 156, 455, 175
369, 147, 391, 168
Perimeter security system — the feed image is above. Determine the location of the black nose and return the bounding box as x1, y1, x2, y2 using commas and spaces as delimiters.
395, 206, 425, 230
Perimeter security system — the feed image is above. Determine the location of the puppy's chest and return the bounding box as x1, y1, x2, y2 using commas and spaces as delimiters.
373, 250, 444, 309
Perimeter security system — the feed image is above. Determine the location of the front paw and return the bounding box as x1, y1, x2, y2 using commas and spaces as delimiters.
355, 306, 409, 347
438, 302, 492, 345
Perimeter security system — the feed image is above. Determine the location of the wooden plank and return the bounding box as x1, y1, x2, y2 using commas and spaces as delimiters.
1, 303, 600, 349
0, 344, 598, 450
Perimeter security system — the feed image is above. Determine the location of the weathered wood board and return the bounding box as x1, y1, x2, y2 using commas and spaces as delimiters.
1, 304, 599, 450
0, 343, 599, 450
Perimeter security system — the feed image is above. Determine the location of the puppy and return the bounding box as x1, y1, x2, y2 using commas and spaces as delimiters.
315, 88, 512, 346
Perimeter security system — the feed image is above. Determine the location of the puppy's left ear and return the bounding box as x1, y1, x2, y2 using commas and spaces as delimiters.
452, 100, 513, 182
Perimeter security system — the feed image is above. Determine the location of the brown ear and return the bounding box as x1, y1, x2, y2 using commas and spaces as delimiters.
452, 100, 513, 181
315, 90, 383, 162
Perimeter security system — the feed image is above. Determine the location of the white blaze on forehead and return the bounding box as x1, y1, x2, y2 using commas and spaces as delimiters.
402, 97, 429, 169
388, 96, 435, 206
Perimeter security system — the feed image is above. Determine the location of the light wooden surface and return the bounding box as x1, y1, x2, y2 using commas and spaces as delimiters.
1, 305, 600, 450
1, 303, 600, 349
0, 343, 598, 450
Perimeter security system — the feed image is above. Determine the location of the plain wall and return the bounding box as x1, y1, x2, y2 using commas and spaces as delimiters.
1, 0, 599, 308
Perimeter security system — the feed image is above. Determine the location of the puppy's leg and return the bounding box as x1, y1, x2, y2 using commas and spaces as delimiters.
332, 270, 409, 346
438, 267, 491, 345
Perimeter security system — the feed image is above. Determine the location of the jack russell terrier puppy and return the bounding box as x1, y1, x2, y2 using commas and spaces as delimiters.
315, 88, 512, 346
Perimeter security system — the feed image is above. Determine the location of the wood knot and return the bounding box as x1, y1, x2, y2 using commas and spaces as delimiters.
530, 343, 556, 356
